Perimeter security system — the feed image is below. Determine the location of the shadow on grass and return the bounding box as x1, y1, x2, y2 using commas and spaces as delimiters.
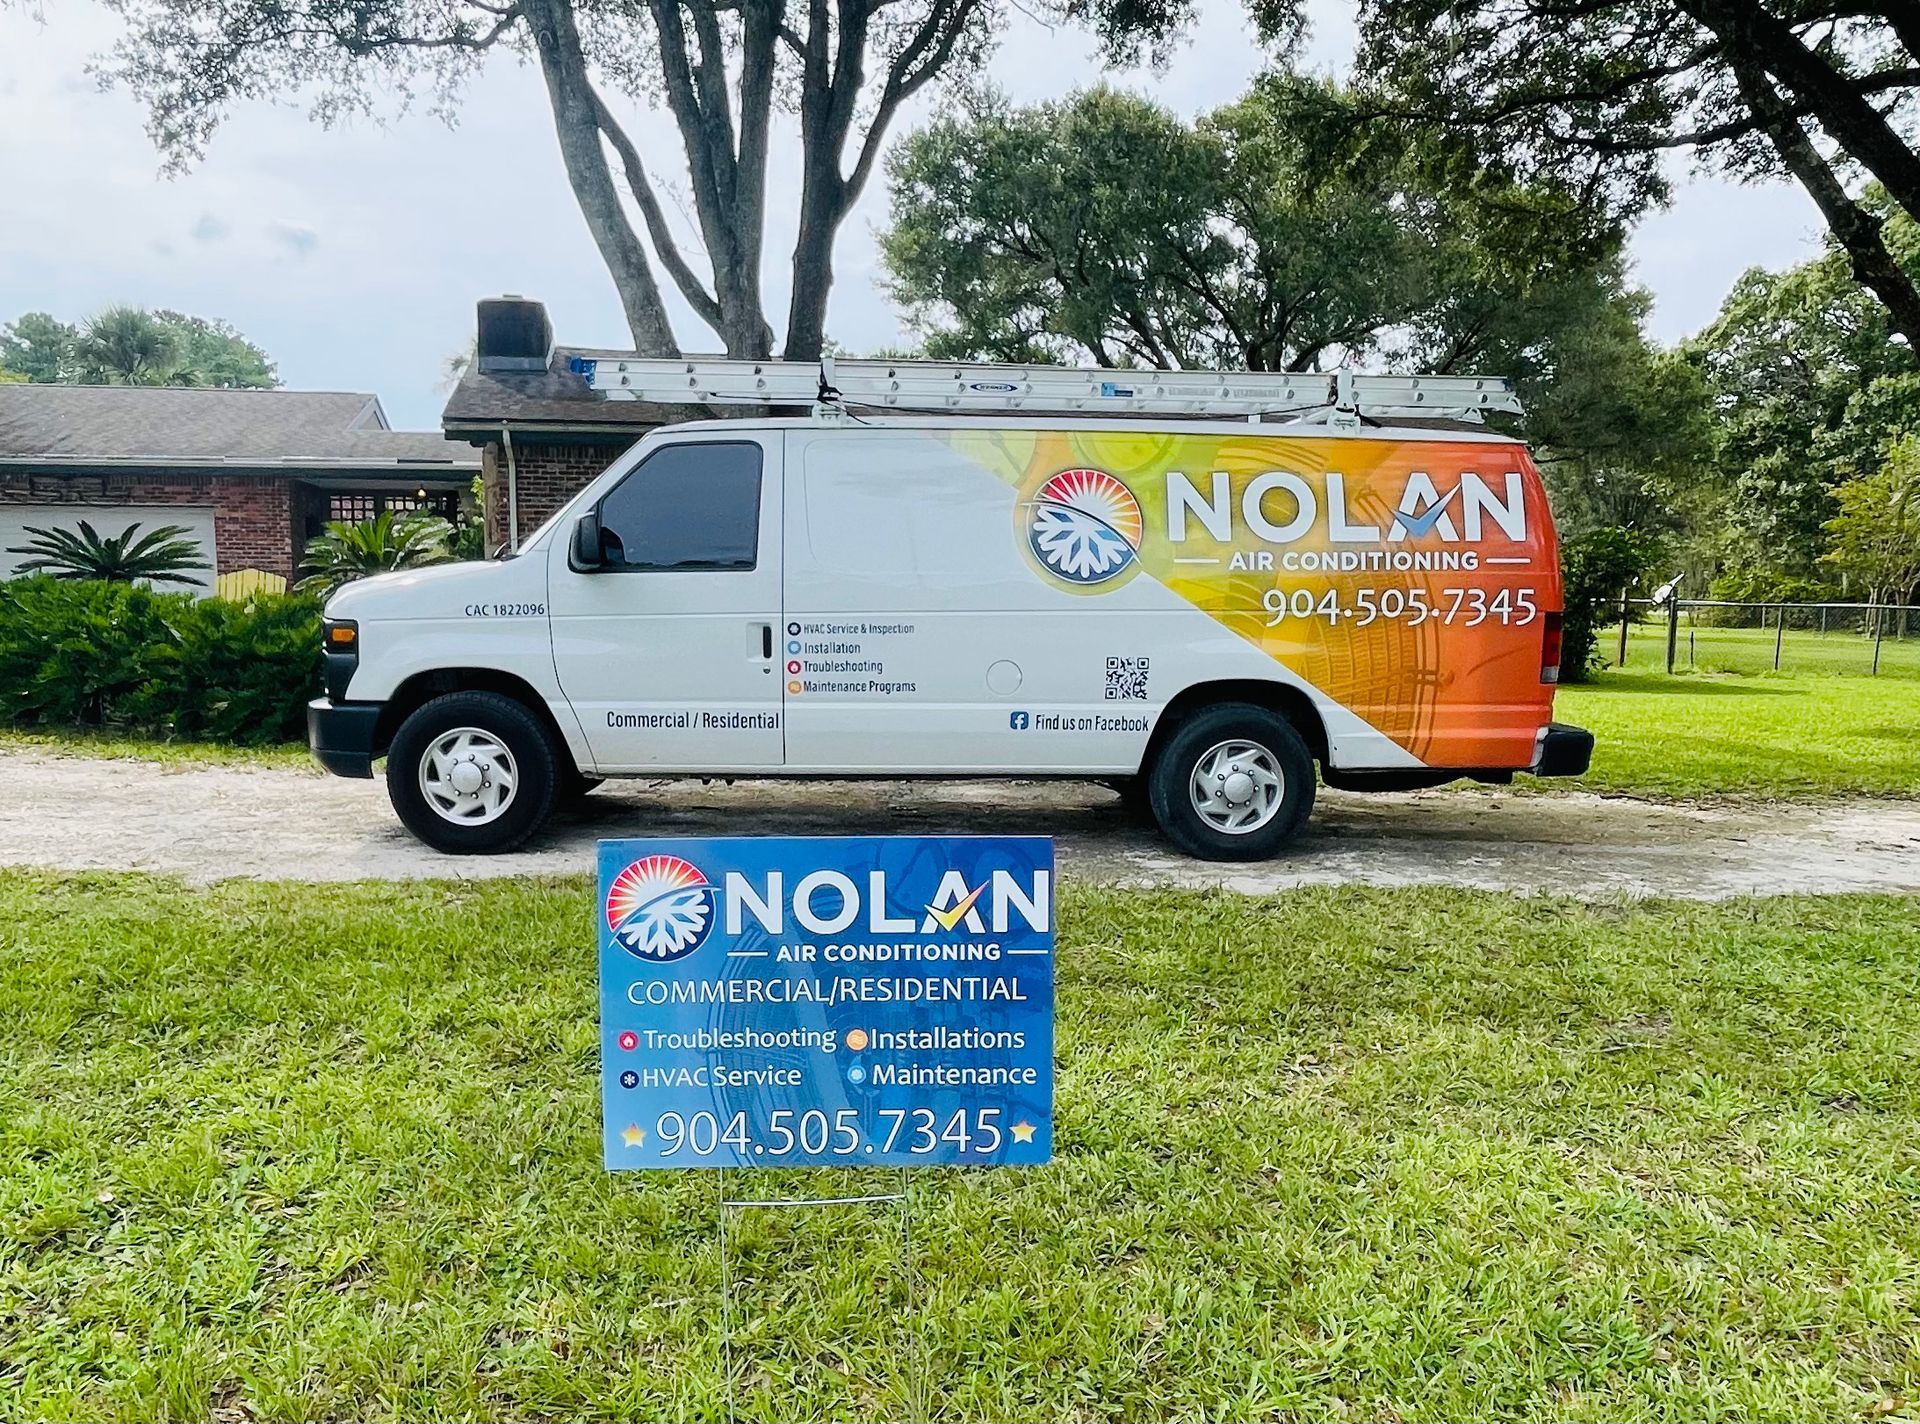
1571, 671, 1796, 697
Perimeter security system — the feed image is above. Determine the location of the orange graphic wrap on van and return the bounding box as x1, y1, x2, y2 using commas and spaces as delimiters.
943, 427, 1563, 769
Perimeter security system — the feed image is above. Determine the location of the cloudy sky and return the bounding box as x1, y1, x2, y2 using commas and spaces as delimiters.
0, 0, 1825, 430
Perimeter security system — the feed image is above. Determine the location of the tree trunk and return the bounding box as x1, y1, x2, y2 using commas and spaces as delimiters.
526, 0, 679, 356
1733, 58, 1920, 348
645, 0, 774, 359
783, 0, 870, 361
784, 176, 844, 361
1678, 0, 1920, 223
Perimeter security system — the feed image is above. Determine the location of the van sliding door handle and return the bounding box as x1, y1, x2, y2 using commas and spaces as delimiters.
761, 624, 774, 659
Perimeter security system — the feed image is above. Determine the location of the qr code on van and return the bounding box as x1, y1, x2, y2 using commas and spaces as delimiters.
1105, 656, 1150, 700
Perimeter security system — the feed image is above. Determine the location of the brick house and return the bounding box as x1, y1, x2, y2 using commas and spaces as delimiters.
0, 384, 478, 587
441, 298, 689, 549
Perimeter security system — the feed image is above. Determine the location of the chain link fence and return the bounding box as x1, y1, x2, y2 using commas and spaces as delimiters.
1614, 598, 1920, 678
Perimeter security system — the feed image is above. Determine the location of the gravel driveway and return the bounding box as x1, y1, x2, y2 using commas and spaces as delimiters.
5, 747, 1918, 898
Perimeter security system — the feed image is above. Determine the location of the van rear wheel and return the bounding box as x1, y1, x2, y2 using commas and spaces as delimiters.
387, 691, 559, 854
1146, 703, 1315, 861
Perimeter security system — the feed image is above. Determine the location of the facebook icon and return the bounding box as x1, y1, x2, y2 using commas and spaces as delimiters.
1009, 711, 1030, 730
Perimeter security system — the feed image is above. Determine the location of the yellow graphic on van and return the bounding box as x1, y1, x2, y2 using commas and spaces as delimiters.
945, 427, 1558, 772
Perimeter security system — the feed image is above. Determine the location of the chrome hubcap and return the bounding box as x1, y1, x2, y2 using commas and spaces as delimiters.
420, 727, 518, 825
1189, 738, 1284, 835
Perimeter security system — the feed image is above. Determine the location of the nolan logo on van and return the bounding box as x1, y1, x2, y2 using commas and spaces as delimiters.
1166, 469, 1527, 546
1026, 468, 1144, 585
721, 868, 1052, 937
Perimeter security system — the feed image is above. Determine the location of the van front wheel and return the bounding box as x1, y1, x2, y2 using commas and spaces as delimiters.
386, 691, 559, 853
1146, 703, 1315, 861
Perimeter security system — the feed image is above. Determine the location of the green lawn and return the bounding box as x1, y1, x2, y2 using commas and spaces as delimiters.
1617, 617, 1920, 680
1554, 669, 1920, 800
0, 728, 315, 771
5, 874, 1919, 1421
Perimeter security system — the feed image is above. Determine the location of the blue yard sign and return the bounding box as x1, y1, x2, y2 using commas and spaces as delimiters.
598, 836, 1054, 1170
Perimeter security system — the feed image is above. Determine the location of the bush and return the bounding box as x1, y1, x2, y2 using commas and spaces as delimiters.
0, 576, 320, 743
1706, 567, 1845, 612
1559, 528, 1662, 683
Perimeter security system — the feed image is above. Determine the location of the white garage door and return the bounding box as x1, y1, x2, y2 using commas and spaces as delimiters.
0, 505, 219, 592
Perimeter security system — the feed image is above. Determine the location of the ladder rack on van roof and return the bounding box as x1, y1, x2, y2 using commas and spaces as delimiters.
566, 354, 1524, 424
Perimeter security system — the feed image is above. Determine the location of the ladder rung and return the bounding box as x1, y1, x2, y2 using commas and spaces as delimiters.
565, 354, 1523, 420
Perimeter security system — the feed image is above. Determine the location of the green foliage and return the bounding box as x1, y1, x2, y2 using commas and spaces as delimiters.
1705, 567, 1844, 605
1684, 193, 1920, 578
0, 577, 320, 742
0, 311, 79, 382
5, 519, 207, 586
159, 591, 328, 741
0, 578, 180, 729
1822, 435, 1920, 602
150, 309, 278, 389
881, 81, 1710, 500
296, 511, 456, 598
1346, 4, 1920, 283
0, 306, 277, 388
1558, 527, 1663, 683
450, 475, 488, 559
884, 84, 1458, 371
74, 305, 182, 385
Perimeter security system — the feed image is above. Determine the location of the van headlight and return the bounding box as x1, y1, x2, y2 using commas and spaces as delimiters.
323, 619, 359, 701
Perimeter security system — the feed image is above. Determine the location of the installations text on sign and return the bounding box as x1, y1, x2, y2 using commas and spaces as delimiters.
598, 835, 1054, 1169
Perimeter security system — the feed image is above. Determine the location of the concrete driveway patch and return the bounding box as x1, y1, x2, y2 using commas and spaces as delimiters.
4, 748, 1917, 898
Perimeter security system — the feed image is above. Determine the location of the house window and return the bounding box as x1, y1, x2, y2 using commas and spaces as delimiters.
327, 492, 460, 523
329, 494, 380, 524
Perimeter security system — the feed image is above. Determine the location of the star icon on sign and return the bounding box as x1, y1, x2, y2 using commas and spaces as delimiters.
621, 1123, 646, 1148
1010, 1120, 1036, 1144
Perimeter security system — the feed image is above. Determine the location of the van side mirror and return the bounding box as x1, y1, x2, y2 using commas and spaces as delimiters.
570, 510, 605, 571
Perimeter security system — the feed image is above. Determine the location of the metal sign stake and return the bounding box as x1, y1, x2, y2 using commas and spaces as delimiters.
713, 1168, 918, 1424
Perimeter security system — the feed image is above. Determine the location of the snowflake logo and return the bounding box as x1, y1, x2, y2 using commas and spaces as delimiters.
1027, 468, 1143, 586
605, 854, 718, 962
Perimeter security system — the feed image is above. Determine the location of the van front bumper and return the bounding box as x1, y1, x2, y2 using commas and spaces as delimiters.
308, 697, 383, 779
1532, 722, 1594, 778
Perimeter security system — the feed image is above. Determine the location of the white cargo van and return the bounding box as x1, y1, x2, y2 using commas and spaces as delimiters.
309, 359, 1591, 859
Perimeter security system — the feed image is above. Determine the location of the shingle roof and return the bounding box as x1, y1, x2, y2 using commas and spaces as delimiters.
441, 346, 686, 438
0, 384, 476, 470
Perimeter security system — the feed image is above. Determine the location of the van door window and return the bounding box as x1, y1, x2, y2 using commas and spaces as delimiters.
597, 441, 762, 570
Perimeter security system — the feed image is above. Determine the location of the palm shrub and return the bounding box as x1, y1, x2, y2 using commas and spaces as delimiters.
0, 577, 180, 727
74, 304, 192, 385
0, 577, 321, 742
297, 511, 454, 598
152, 593, 324, 742
7, 520, 207, 585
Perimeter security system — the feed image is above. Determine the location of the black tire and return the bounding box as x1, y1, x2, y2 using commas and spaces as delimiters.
386, 691, 560, 853
1145, 702, 1316, 861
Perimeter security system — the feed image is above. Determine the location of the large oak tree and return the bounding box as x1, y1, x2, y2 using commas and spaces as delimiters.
93, 0, 1190, 360
1338, 1, 1920, 348
881, 83, 1710, 518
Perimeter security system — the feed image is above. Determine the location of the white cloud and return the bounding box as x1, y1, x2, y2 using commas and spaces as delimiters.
267, 219, 320, 261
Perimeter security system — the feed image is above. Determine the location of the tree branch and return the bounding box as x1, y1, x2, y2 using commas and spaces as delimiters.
591, 94, 724, 329
524, 0, 678, 355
